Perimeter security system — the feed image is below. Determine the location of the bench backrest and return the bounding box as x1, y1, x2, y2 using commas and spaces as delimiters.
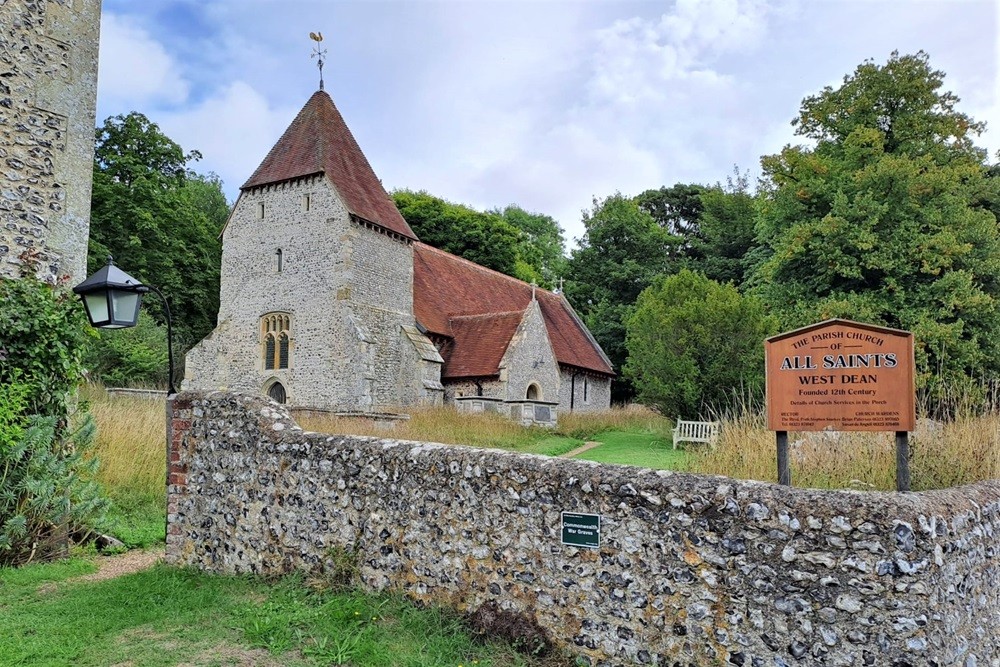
675, 420, 719, 440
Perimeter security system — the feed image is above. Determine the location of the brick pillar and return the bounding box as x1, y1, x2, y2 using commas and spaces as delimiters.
165, 394, 193, 564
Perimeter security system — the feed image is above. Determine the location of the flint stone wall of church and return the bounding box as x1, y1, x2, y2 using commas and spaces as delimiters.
559, 369, 612, 413
185, 177, 429, 411
185, 177, 349, 399
167, 390, 1000, 667
500, 300, 560, 403
1, 0, 100, 282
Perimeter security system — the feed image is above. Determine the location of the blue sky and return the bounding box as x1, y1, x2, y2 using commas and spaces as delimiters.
97, 0, 999, 245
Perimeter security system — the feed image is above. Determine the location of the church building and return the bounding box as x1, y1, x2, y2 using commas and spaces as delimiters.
183, 88, 614, 425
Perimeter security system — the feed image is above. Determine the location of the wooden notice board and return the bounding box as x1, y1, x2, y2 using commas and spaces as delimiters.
765, 319, 915, 432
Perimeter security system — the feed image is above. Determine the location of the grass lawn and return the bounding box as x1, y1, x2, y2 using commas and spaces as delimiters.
0, 559, 572, 667
571, 431, 691, 470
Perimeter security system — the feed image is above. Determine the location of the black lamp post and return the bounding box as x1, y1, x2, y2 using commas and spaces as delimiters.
73, 256, 177, 395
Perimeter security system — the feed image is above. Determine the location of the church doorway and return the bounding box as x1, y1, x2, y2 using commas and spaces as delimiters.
267, 381, 287, 404
526, 383, 541, 400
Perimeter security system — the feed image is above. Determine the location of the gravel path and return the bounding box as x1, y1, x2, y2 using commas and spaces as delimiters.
560, 441, 602, 458
73, 547, 164, 583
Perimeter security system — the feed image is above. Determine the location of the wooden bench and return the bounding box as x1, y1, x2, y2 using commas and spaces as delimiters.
672, 419, 720, 449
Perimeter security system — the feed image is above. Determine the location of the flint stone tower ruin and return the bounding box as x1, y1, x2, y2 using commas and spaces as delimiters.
1, 0, 101, 282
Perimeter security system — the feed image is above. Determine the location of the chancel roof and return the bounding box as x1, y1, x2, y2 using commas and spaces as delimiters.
241, 90, 417, 241
413, 243, 615, 379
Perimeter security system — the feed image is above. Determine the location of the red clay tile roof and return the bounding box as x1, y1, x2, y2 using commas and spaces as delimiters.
413, 243, 615, 379
446, 312, 524, 378
241, 90, 417, 241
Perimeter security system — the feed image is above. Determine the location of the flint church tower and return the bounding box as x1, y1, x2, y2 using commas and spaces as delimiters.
183, 89, 444, 412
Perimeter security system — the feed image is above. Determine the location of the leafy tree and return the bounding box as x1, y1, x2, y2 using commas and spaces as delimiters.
565, 194, 680, 398
752, 51, 1000, 396
624, 269, 776, 418
492, 204, 568, 288
82, 311, 169, 387
636, 183, 705, 239
89, 113, 227, 348
392, 190, 523, 278
693, 171, 760, 287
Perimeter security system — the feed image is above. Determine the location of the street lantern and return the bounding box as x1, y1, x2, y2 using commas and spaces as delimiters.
73, 256, 177, 394
72, 256, 147, 328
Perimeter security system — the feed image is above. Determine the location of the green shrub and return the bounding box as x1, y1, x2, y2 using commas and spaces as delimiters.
0, 276, 92, 418
624, 269, 777, 418
0, 276, 108, 564
0, 380, 107, 565
83, 311, 170, 387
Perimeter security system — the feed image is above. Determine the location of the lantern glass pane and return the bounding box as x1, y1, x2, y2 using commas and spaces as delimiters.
111, 290, 140, 326
83, 292, 110, 325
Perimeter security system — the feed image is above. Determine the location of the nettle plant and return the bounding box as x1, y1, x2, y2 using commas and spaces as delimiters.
0, 275, 107, 565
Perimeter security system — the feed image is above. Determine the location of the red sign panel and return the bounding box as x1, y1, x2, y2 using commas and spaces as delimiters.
765, 319, 915, 432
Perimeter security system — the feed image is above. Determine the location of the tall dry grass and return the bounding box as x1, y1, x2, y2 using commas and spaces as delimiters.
557, 404, 672, 440
687, 404, 1000, 491
81, 384, 166, 498
298, 406, 543, 451
297, 403, 673, 452
81, 383, 997, 493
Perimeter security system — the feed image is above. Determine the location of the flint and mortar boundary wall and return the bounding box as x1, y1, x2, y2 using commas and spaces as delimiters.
166, 391, 1000, 666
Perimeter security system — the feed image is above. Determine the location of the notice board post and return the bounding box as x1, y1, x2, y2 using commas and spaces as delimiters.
764, 319, 915, 492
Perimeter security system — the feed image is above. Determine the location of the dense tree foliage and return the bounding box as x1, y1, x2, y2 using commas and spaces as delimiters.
82, 311, 170, 387
564, 195, 679, 398
491, 204, 567, 288
89, 113, 228, 347
693, 173, 759, 287
393, 190, 519, 277
624, 270, 776, 417
752, 51, 1000, 395
636, 183, 705, 242
392, 190, 565, 286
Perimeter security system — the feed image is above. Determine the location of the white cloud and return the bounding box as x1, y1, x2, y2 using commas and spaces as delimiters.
97, 13, 189, 112
588, 0, 772, 105
156, 82, 299, 197
408, 0, 782, 242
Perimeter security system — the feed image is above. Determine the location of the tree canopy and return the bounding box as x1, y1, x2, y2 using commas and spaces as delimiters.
393, 190, 520, 278
89, 112, 228, 347
564, 194, 680, 398
490, 204, 567, 288
752, 51, 1000, 395
625, 269, 776, 417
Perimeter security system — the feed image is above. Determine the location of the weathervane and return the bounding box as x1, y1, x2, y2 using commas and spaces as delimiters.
309, 31, 327, 91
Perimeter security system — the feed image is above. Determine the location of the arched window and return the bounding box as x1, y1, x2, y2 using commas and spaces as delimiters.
268, 381, 287, 404
261, 313, 291, 370
526, 383, 541, 400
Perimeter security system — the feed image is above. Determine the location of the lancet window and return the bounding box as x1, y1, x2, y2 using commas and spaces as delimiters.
261, 312, 291, 370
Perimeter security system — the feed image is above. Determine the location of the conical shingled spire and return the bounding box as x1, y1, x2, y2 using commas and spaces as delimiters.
241, 90, 417, 241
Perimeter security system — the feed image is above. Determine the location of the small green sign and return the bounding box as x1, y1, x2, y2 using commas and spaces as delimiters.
561, 512, 600, 549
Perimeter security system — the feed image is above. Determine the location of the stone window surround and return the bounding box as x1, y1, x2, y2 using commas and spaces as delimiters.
260, 312, 292, 370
